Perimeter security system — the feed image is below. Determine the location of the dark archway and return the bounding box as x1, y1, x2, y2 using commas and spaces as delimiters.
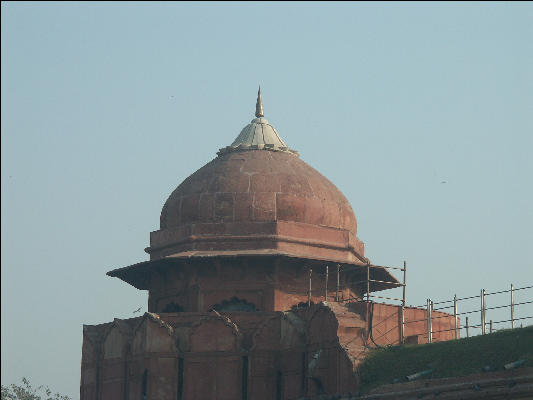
211, 297, 257, 312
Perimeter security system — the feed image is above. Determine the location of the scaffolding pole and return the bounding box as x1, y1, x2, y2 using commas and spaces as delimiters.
427, 298, 433, 343
481, 289, 486, 335
454, 294, 458, 340
335, 264, 340, 302
325, 265, 329, 302
366, 263, 370, 302
308, 268, 312, 307
401, 261, 406, 344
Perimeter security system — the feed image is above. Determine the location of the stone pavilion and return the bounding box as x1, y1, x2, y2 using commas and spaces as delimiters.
80, 89, 456, 400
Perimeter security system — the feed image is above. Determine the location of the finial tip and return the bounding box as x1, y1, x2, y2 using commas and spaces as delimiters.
255, 85, 264, 118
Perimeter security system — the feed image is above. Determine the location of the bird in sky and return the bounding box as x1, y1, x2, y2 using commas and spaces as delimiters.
133, 307, 142, 313
441, 181, 447, 184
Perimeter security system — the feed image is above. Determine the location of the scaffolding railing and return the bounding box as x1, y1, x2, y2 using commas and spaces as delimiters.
407, 284, 533, 343
305, 261, 408, 342
302, 260, 532, 347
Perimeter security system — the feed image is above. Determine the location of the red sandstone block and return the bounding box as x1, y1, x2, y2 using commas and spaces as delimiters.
280, 352, 303, 372
234, 193, 253, 221
304, 196, 325, 225
183, 360, 214, 399
253, 192, 276, 221
225, 221, 277, 235
212, 157, 246, 176
277, 241, 351, 262
276, 193, 306, 223
214, 193, 235, 222
322, 201, 341, 228
279, 173, 314, 197
216, 357, 242, 399
243, 154, 276, 174
81, 366, 96, 385
208, 171, 249, 193
250, 173, 281, 193
102, 361, 125, 380
249, 377, 275, 400
101, 382, 123, 400
180, 194, 200, 223
198, 193, 215, 222
308, 178, 332, 201
250, 355, 276, 375
191, 222, 226, 235
283, 373, 304, 399
276, 220, 345, 242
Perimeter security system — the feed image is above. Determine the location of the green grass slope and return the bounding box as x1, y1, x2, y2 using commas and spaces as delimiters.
357, 325, 533, 393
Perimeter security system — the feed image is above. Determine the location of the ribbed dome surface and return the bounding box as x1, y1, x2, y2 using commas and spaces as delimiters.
232, 118, 285, 148
217, 117, 298, 156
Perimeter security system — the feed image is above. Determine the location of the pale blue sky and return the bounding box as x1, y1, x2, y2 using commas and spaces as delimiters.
2, 2, 532, 398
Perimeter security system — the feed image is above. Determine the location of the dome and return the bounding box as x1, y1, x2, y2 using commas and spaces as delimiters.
146, 89, 366, 264
160, 150, 357, 233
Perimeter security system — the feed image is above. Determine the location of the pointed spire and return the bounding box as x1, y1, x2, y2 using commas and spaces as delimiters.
216, 87, 299, 157
255, 86, 264, 118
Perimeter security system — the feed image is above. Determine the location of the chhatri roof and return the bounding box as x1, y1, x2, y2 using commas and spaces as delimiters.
106, 87, 401, 292
217, 87, 298, 156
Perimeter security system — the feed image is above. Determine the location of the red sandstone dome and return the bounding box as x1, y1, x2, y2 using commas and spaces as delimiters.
146, 89, 366, 265
160, 151, 357, 234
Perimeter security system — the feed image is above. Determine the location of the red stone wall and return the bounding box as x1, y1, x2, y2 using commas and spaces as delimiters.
81, 308, 354, 400
81, 303, 457, 399
346, 302, 457, 346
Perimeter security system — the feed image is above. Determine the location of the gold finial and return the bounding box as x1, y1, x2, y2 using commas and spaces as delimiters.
255, 86, 264, 118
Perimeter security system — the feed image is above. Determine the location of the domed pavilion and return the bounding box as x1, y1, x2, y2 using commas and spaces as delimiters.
107, 88, 398, 314
80, 89, 456, 400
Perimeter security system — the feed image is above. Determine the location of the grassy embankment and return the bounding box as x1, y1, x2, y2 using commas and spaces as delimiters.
357, 325, 533, 393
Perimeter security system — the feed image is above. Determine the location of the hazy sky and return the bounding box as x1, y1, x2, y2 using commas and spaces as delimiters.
2, 2, 532, 398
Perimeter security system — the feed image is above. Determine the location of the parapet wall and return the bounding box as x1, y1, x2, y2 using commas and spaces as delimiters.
80, 302, 457, 400
356, 302, 457, 346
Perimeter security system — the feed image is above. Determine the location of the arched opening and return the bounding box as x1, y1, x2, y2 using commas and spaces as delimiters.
161, 301, 184, 313
211, 297, 257, 312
